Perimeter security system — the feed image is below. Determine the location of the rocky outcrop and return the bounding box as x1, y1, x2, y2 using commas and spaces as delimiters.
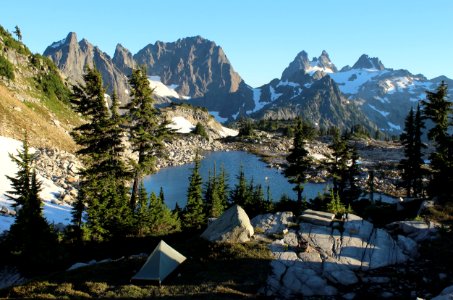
251, 211, 295, 236
386, 220, 439, 242
158, 135, 231, 169
255, 210, 416, 298
201, 205, 254, 243
433, 285, 453, 300
34, 147, 81, 204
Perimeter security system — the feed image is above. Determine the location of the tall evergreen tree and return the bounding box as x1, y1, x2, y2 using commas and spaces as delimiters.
399, 108, 416, 197
413, 105, 426, 196
328, 131, 350, 197
284, 117, 311, 204
124, 66, 170, 208
6, 136, 57, 269
421, 81, 453, 201
183, 153, 205, 229
230, 165, 249, 207
135, 181, 150, 236
217, 165, 229, 209
70, 67, 131, 240
399, 105, 426, 197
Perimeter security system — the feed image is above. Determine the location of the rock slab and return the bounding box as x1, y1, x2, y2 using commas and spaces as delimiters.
201, 205, 254, 243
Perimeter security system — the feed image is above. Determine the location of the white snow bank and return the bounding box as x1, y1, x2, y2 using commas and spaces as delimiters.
368, 104, 390, 117
248, 88, 266, 113
147, 76, 183, 99
0, 136, 73, 234
329, 69, 386, 94
167, 116, 195, 134
387, 122, 401, 131
218, 126, 238, 138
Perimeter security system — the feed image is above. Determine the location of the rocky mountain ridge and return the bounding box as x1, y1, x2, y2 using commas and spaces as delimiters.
43, 32, 453, 133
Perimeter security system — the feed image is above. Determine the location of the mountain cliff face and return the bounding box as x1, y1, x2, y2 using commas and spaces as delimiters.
133, 36, 254, 119
134, 36, 243, 97
43, 32, 130, 103
112, 43, 135, 76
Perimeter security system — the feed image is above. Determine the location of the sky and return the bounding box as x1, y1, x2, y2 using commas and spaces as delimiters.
1, 0, 452, 87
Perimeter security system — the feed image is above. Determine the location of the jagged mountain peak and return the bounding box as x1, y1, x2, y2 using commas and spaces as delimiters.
113, 43, 134, 75
352, 54, 385, 70
44, 32, 129, 104
281, 50, 337, 81
316, 50, 337, 73
281, 51, 311, 81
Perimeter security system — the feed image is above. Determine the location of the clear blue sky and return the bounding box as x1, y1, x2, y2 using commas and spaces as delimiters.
1, 0, 452, 87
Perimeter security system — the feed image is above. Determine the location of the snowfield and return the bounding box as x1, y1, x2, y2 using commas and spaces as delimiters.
329, 69, 385, 94
167, 116, 238, 137
147, 76, 185, 99
167, 116, 196, 133
0, 136, 72, 234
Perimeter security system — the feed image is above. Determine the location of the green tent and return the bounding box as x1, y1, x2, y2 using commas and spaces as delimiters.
131, 240, 186, 284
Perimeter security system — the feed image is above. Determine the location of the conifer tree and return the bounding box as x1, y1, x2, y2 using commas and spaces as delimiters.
399, 106, 425, 197
400, 108, 415, 197
70, 67, 131, 240
413, 105, 426, 196
328, 131, 350, 197
346, 145, 361, 201
135, 181, 150, 236
124, 66, 170, 208
421, 81, 452, 201
13, 25, 22, 41
6, 136, 57, 268
149, 190, 180, 234
230, 166, 249, 207
217, 165, 229, 209
183, 153, 205, 229
284, 117, 311, 204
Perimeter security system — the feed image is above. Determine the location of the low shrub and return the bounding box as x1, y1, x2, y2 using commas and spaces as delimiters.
0, 54, 14, 80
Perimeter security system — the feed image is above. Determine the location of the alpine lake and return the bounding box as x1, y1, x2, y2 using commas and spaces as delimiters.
144, 150, 398, 210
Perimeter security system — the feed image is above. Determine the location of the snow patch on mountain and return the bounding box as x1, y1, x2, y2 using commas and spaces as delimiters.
269, 86, 282, 101
306, 63, 335, 75
147, 76, 185, 99
49, 38, 67, 49
387, 122, 401, 131
329, 69, 385, 94
374, 96, 390, 104
218, 126, 238, 137
249, 88, 266, 113
167, 116, 195, 133
368, 104, 390, 117
0, 136, 73, 234
291, 87, 303, 99
277, 80, 300, 88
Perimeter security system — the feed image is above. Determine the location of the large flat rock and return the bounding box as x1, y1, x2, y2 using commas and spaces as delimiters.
299, 209, 334, 227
